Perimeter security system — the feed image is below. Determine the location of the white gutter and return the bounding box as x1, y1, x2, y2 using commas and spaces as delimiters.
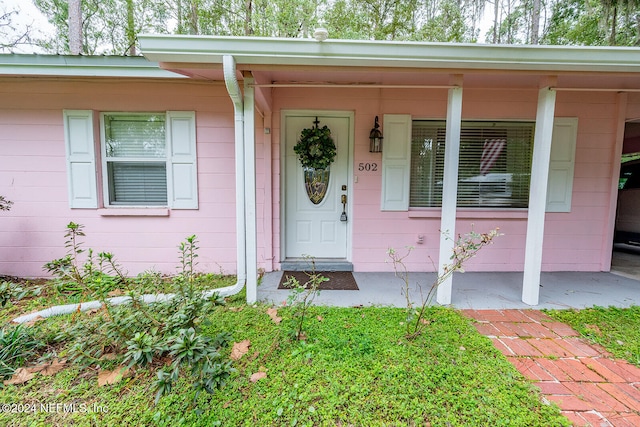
204, 54, 247, 299
139, 34, 640, 74
0, 54, 183, 78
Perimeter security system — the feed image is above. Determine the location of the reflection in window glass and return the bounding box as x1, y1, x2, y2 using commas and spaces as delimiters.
410, 121, 534, 208
103, 113, 168, 206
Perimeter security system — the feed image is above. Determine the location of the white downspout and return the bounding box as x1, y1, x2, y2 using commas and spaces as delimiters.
205, 54, 247, 298
12, 56, 249, 324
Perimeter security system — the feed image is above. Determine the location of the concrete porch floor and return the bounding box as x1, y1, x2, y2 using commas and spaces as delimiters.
259, 269, 640, 310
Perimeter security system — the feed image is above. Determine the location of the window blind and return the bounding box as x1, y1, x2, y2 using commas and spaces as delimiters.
104, 114, 166, 158
410, 121, 534, 208
107, 162, 168, 205
103, 113, 169, 206
410, 121, 446, 207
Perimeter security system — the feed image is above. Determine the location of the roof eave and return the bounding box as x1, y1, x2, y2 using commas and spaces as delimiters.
0, 54, 185, 78
139, 34, 640, 74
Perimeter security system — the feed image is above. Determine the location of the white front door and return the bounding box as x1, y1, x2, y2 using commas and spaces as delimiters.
284, 113, 352, 260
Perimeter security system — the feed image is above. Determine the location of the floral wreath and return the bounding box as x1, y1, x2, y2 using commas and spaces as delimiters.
293, 123, 336, 169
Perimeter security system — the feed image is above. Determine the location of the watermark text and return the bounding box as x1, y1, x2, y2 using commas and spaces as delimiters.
1, 402, 108, 414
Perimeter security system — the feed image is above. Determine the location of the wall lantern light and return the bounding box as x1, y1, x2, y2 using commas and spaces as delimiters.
369, 116, 383, 153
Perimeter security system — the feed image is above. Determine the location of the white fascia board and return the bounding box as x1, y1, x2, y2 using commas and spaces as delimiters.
139, 34, 640, 73
0, 54, 184, 78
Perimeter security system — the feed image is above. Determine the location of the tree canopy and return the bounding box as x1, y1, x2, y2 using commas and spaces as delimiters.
1, 7, 33, 51
2, 0, 639, 54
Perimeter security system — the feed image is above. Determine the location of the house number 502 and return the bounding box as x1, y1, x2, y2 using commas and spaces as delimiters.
358, 162, 378, 172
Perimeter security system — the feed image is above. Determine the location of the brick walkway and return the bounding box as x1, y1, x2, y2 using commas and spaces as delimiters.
462, 309, 640, 427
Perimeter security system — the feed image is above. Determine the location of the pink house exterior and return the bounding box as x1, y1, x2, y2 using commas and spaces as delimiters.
1, 36, 640, 305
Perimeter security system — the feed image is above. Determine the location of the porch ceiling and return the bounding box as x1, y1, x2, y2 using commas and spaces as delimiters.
156, 64, 640, 93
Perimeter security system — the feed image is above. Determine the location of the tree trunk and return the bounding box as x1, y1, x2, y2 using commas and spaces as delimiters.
176, 0, 183, 34
68, 0, 82, 54
244, 0, 253, 36
189, 0, 199, 35
610, 3, 618, 45
126, 0, 136, 55
493, 0, 500, 43
507, 0, 512, 43
531, 0, 541, 44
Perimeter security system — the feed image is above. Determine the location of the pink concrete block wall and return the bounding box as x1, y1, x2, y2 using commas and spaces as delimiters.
0, 78, 266, 278
627, 94, 640, 119
0, 76, 634, 278
271, 87, 623, 273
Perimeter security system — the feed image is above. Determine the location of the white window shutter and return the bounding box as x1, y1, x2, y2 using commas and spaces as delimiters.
546, 118, 578, 212
381, 114, 412, 211
63, 110, 97, 208
167, 111, 198, 209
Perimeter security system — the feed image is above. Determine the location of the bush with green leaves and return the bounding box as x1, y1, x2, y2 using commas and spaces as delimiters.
0, 281, 32, 307
51, 231, 235, 403
43, 222, 126, 297
154, 326, 234, 403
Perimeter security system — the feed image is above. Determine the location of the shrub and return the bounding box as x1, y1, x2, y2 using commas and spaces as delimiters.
47, 228, 235, 404
0, 281, 30, 307
389, 227, 500, 339
283, 258, 325, 341
43, 222, 126, 298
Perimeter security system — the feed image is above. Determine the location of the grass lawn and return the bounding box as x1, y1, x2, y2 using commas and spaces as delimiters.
546, 306, 640, 367
0, 280, 571, 427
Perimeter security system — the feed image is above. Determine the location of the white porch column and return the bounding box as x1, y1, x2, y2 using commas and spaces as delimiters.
243, 72, 258, 304
437, 86, 463, 305
522, 87, 557, 305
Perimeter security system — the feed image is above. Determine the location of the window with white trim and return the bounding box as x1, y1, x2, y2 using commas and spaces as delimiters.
410, 121, 534, 208
102, 113, 168, 206
63, 110, 198, 210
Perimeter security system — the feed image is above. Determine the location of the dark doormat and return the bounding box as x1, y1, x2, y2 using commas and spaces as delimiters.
278, 271, 359, 290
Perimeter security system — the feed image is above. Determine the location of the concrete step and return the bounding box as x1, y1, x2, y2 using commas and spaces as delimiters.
280, 260, 354, 272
